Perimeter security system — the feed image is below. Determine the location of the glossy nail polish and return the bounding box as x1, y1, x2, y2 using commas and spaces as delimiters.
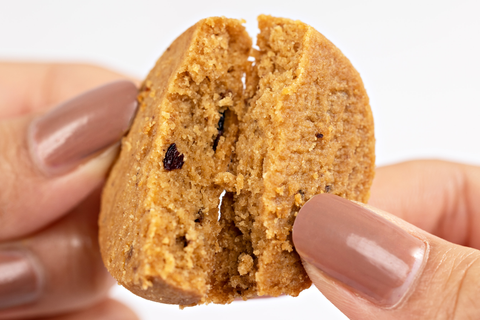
293, 194, 426, 307
0, 249, 41, 309
29, 80, 137, 175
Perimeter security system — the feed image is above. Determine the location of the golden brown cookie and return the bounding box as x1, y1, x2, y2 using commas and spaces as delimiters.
214, 15, 375, 299
99, 17, 251, 306
99, 15, 375, 306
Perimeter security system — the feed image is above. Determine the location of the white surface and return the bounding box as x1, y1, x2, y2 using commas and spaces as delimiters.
1, 0, 480, 319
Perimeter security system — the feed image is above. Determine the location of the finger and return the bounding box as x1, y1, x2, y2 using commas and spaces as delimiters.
0, 62, 139, 119
369, 160, 480, 249
293, 194, 480, 320
0, 189, 117, 319
0, 80, 137, 241
38, 299, 139, 320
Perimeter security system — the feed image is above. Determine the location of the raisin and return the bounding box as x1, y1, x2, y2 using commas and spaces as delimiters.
325, 185, 332, 193
163, 143, 184, 170
213, 111, 226, 151
315, 133, 324, 139
176, 236, 188, 248
195, 210, 203, 224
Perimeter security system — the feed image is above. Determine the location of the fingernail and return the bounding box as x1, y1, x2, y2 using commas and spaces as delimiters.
293, 194, 426, 307
29, 80, 138, 176
0, 249, 42, 309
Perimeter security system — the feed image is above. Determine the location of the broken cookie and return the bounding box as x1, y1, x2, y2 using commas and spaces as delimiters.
99, 15, 375, 307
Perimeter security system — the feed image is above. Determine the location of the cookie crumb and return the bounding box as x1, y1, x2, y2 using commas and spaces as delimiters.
238, 253, 253, 275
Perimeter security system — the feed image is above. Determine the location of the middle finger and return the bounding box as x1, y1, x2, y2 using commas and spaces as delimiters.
0, 188, 113, 319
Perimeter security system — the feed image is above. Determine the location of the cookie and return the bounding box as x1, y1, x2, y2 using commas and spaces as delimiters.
99, 17, 251, 306
213, 15, 375, 299
99, 15, 375, 306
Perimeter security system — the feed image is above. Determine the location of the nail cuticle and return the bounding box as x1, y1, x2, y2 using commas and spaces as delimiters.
28, 120, 49, 176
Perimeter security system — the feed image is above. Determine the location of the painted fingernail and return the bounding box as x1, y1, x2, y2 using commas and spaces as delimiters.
293, 194, 426, 307
0, 249, 42, 309
29, 80, 138, 175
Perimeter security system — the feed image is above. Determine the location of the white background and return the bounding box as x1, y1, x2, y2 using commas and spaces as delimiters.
1, 0, 480, 319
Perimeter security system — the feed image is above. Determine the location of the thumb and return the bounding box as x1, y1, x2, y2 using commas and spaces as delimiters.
293, 194, 480, 320
0, 80, 137, 241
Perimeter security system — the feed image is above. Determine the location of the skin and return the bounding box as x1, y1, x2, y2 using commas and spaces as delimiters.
0, 63, 139, 320
303, 161, 480, 319
1, 62, 479, 319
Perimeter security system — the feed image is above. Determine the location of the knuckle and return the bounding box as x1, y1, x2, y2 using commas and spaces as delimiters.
451, 252, 480, 319
442, 249, 480, 320
0, 117, 34, 239
0, 123, 16, 222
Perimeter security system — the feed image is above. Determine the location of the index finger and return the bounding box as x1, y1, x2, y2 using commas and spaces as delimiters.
0, 65, 138, 240
368, 159, 480, 249
0, 62, 139, 119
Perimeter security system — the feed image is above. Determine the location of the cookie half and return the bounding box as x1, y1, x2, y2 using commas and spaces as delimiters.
99, 17, 251, 306
218, 15, 375, 299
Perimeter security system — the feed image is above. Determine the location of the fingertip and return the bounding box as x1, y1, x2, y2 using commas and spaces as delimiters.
293, 195, 427, 309
0, 191, 117, 319
0, 80, 137, 240
28, 80, 137, 177
92, 299, 140, 320
294, 193, 480, 320
42, 299, 139, 320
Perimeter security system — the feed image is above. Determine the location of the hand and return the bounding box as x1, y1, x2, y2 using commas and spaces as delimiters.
0, 63, 139, 320
293, 160, 480, 319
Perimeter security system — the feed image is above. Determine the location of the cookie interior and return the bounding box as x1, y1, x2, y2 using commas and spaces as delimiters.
99, 17, 251, 306
208, 15, 375, 302
100, 15, 375, 307
236, 15, 375, 297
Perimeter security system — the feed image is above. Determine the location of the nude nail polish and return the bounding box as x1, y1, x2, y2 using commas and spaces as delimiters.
293, 194, 426, 307
29, 80, 138, 175
0, 250, 41, 309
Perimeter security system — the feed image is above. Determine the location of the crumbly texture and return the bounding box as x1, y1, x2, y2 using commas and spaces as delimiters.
99, 17, 251, 306
224, 15, 375, 298
99, 15, 375, 306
